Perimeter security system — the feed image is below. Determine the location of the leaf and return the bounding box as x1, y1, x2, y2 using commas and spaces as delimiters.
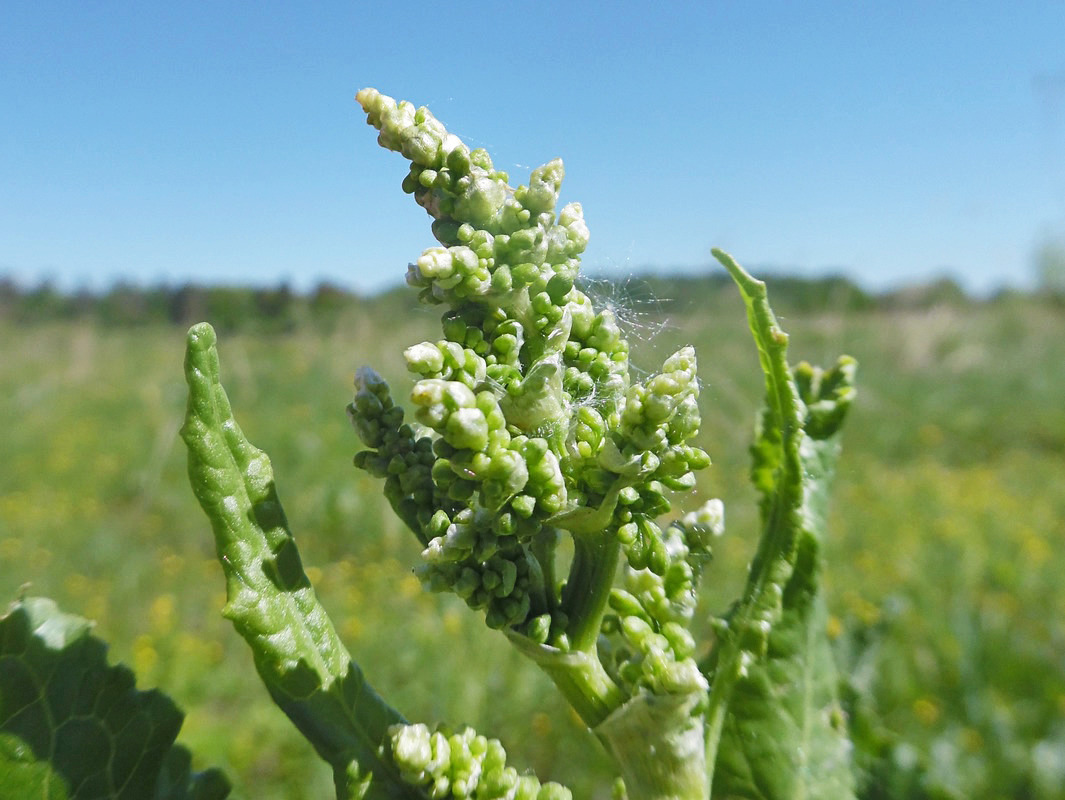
0, 596, 229, 800
709, 428, 855, 799
704, 251, 857, 799
181, 322, 423, 800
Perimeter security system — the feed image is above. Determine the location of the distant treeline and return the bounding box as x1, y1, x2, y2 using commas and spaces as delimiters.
0, 272, 1042, 331
0, 279, 395, 332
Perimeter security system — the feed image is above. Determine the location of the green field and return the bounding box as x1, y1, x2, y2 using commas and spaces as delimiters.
2, 281, 1063, 799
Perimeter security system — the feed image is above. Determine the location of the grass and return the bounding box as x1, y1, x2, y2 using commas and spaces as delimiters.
1, 283, 1063, 799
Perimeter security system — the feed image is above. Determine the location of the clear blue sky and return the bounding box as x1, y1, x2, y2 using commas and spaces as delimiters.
3, 1, 1063, 295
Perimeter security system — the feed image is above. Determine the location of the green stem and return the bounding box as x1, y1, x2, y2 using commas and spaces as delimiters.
561, 533, 622, 652
594, 691, 708, 800
530, 527, 561, 618
505, 631, 626, 728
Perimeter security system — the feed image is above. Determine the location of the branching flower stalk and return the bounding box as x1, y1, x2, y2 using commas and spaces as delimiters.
347, 88, 721, 800
173, 90, 858, 799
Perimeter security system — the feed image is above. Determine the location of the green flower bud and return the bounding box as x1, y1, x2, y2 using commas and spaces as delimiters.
558, 202, 589, 256
418, 169, 438, 189
517, 158, 564, 214
489, 265, 513, 294
454, 175, 506, 228
620, 614, 654, 648
499, 356, 567, 434
401, 124, 442, 168
446, 144, 471, 175
453, 568, 481, 600
508, 227, 545, 265
660, 471, 697, 491
432, 219, 462, 246
546, 272, 573, 304
662, 621, 696, 660
609, 589, 650, 623
445, 407, 489, 451
417, 247, 456, 280
537, 783, 573, 800
462, 148, 490, 171
676, 498, 725, 556
405, 342, 446, 375
526, 613, 551, 643
391, 723, 434, 774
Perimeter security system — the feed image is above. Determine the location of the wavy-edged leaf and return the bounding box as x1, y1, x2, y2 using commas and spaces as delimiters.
181, 322, 421, 800
705, 251, 857, 799
0, 596, 229, 800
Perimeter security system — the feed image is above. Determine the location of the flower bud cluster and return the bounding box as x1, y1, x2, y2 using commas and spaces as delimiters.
618, 346, 704, 462
794, 356, 858, 440
388, 723, 571, 800
358, 88, 589, 310
351, 364, 571, 628
348, 367, 440, 538
587, 348, 711, 572
353, 90, 714, 644
416, 504, 543, 631
602, 500, 724, 695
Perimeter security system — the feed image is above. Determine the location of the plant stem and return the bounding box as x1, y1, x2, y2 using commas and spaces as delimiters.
595, 690, 709, 800
505, 631, 626, 728
562, 533, 621, 652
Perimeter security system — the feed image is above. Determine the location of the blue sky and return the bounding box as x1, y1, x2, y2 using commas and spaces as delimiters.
2, 1, 1063, 295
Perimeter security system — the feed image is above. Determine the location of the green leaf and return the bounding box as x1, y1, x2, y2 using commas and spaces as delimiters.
180, 322, 422, 800
709, 433, 855, 799
0, 732, 68, 800
704, 251, 857, 799
0, 596, 229, 800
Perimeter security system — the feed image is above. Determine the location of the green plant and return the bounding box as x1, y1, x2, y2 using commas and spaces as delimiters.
1, 89, 857, 799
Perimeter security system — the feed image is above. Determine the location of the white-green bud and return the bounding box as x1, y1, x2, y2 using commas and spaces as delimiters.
405, 342, 445, 375
558, 202, 589, 256
518, 158, 565, 214
391, 723, 433, 773
417, 247, 456, 280
445, 407, 489, 451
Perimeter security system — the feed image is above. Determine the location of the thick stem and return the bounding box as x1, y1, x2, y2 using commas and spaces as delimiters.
561, 533, 621, 652
530, 527, 561, 618
595, 690, 709, 800
504, 631, 626, 728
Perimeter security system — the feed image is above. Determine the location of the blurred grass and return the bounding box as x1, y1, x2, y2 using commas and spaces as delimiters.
1, 283, 1063, 799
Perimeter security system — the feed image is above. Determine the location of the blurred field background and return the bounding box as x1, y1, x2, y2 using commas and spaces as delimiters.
1, 275, 1063, 799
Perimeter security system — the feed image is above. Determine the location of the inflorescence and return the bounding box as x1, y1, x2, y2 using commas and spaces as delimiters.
349, 89, 721, 696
